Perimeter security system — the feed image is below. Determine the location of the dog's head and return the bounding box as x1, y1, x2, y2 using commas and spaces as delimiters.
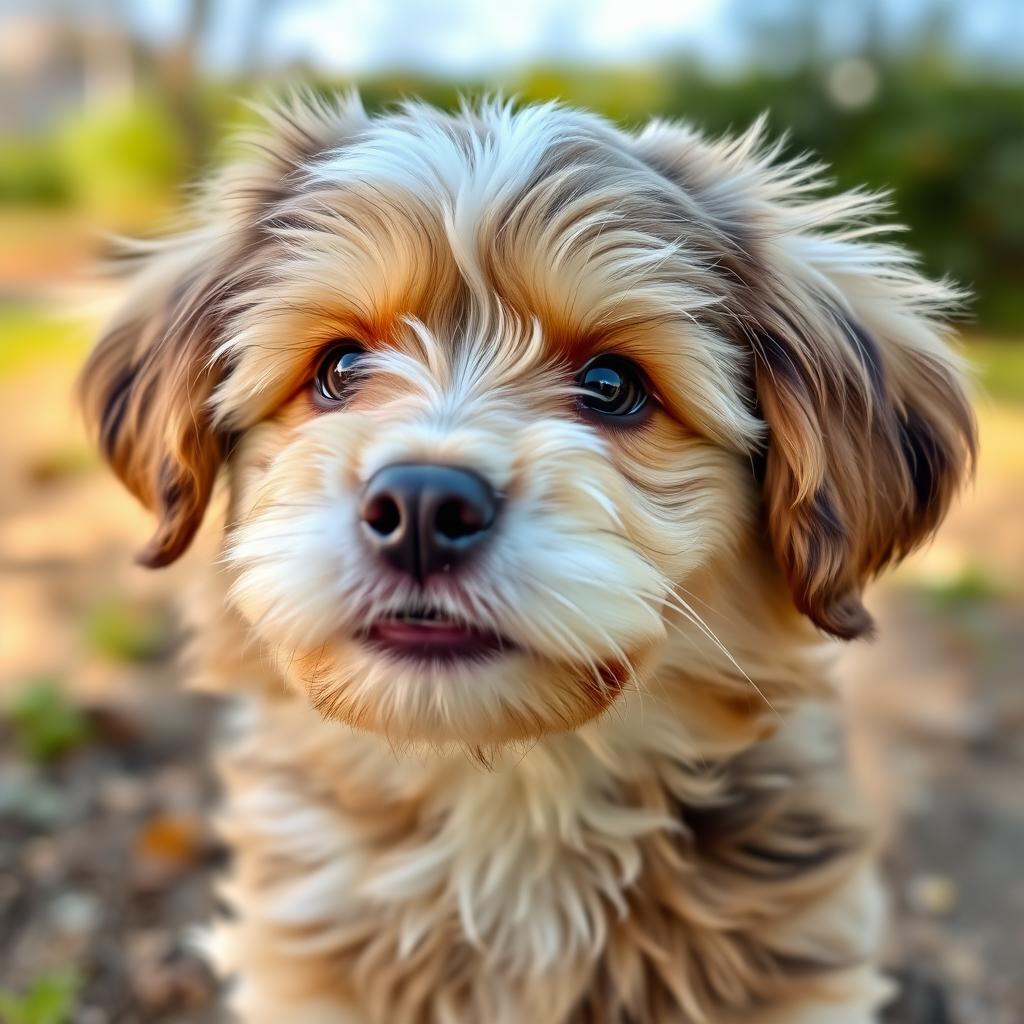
81, 95, 975, 748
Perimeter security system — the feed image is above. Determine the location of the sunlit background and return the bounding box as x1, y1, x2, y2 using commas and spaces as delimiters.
1, 2, 1022, 1022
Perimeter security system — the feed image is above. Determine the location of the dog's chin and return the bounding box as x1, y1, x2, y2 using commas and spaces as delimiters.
284, 620, 633, 749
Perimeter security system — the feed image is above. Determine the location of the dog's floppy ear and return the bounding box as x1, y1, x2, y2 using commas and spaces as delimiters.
80, 90, 370, 566
632, 118, 976, 638
80, 235, 238, 567
750, 272, 975, 639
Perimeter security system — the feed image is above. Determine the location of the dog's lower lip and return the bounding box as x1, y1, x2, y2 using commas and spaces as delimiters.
365, 618, 511, 661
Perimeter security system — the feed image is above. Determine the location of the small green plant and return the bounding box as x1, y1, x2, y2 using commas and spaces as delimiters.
0, 140, 68, 205
916, 564, 1006, 610
0, 302, 89, 380
5, 681, 91, 764
83, 599, 172, 664
54, 95, 187, 229
26, 445, 99, 484
966, 338, 1024, 407
0, 968, 79, 1024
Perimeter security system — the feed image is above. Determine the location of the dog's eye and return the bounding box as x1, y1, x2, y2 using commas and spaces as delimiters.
577, 355, 649, 419
316, 342, 367, 403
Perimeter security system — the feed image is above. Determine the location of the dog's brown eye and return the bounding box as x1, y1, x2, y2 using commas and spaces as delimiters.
577, 355, 649, 420
316, 342, 367, 403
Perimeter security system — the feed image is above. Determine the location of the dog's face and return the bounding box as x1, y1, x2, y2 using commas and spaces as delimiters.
81, 96, 974, 749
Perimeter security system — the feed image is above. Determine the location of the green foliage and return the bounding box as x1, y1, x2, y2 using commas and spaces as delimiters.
916, 564, 1008, 609
5, 59, 1024, 328
83, 599, 172, 664
511, 63, 1024, 330
53, 95, 188, 229
279, 63, 1024, 331
352, 75, 480, 116
4, 682, 91, 765
967, 338, 1024, 405
0, 970, 78, 1024
0, 301, 89, 379
0, 141, 68, 205
25, 445, 99, 484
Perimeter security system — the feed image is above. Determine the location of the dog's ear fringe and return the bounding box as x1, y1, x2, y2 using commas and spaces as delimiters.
79, 92, 370, 567
79, 266, 229, 568
755, 305, 976, 640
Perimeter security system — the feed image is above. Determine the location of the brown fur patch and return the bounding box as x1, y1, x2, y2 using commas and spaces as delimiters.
751, 304, 975, 638
633, 119, 977, 638
79, 92, 370, 566
79, 271, 230, 566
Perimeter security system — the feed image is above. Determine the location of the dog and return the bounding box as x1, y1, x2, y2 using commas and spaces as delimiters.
80, 92, 975, 1023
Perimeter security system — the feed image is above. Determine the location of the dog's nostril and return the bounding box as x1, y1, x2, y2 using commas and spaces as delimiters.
363, 493, 401, 537
435, 497, 488, 540
360, 463, 498, 581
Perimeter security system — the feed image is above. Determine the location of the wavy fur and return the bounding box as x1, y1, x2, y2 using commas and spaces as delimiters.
80, 93, 974, 1023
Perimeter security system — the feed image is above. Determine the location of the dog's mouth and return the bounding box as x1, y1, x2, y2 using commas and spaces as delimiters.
362, 602, 513, 662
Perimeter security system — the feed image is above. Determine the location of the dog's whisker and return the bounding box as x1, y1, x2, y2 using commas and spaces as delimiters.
657, 589, 780, 719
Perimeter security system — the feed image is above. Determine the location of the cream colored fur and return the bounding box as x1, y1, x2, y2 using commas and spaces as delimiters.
79, 92, 975, 1023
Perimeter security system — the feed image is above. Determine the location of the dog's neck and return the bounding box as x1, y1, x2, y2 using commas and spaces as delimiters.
211, 637, 852, 997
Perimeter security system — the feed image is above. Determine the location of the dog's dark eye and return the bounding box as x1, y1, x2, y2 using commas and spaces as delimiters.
577, 355, 649, 419
316, 342, 367, 403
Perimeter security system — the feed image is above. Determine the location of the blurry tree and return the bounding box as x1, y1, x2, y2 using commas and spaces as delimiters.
150, 0, 213, 166
1, 0, 1021, 327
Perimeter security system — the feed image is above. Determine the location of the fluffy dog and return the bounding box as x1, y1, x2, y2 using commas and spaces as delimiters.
80, 93, 975, 1023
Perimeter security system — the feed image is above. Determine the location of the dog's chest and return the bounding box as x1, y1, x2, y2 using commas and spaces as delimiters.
221, 702, 676, 951
213, 697, 869, 1023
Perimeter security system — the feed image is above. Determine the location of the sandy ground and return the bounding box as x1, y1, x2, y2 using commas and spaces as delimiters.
0, 354, 1021, 1023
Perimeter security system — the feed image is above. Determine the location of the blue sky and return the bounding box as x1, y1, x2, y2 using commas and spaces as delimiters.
104, 0, 1024, 75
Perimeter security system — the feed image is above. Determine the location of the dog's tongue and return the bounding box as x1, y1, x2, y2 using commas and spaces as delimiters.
367, 616, 507, 659
372, 618, 475, 646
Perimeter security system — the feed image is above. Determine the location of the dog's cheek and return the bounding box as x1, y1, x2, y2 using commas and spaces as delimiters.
227, 422, 299, 518
496, 422, 666, 657
610, 420, 757, 582
224, 417, 374, 649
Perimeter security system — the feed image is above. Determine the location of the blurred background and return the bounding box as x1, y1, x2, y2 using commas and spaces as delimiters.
0, 1, 1022, 1021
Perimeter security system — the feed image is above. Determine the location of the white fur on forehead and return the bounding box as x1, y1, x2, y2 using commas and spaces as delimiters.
307, 98, 617, 209
300, 96, 732, 322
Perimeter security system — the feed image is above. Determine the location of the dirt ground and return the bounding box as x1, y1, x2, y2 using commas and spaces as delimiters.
0, 338, 1022, 1022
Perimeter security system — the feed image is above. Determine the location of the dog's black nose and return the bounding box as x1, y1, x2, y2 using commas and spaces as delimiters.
359, 463, 498, 581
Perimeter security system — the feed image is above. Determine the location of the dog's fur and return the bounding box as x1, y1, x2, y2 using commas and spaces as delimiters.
80, 93, 975, 1023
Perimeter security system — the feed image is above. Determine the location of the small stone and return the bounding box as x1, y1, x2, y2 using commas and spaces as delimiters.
0, 872, 21, 908
22, 836, 62, 882
945, 944, 985, 986
132, 948, 215, 1012
153, 765, 202, 810
98, 775, 148, 816
0, 769, 68, 826
127, 928, 173, 965
907, 874, 958, 916
49, 889, 102, 936
84, 702, 146, 747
